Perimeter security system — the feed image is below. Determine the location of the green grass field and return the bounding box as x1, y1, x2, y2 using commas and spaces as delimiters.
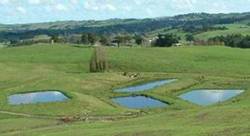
0, 44, 250, 136
146, 23, 250, 42
195, 24, 250, 40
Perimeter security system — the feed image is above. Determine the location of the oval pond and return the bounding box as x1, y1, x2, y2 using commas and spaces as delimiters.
179, 89, 244, 106
112, 96, 168, 109
8, 91, 69, 105
114, 79, 177, 93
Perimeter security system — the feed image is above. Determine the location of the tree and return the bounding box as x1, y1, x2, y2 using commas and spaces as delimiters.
222, 34, 250, 48
208, 35, 225, 45
154, 34, 180, 47
10, 40, 19, 45
185, 33, 194, 42
134, 35, 145, 45
81, 33, 99, 45
81, 33, 89, 44
240, 36, 250, 48
114, 36, 123, 47
50, 35, 59, 43
224, 34, 243, 48
99, 35, 110, 46
114, 35, 132, 47
88, 33, 98, 45
123, 35, 132, 44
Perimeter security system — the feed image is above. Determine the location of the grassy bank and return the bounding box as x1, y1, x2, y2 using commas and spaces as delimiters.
0, 44, 250, 136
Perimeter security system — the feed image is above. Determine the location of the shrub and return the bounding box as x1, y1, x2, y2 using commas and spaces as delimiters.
154, 34, 180, 47
208, 34, 250, 48
224, 34, 250, 48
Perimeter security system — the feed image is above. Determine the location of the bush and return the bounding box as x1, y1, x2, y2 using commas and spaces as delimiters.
154, 34, 180, 47
185, 33, 194, 42
208, 34, 250, 48
224, 34, 250, 48
239, 36, 250, 48
89, 46, 109, 72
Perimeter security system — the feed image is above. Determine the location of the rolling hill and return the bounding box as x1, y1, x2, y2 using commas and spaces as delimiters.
1, 12, 250, 42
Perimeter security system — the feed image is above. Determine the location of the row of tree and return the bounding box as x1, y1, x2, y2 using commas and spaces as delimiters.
182, 25, 228, 33
51, 33, 147, 47
7, 33, 147, 47
208, 34, 250, 48
224, 35, 250, 48
8, 32, 183, 48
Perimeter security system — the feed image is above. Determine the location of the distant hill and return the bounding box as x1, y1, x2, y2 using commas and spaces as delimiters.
1, 12, 250, 42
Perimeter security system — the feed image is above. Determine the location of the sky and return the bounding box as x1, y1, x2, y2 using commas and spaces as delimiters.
0, 0, 250, 24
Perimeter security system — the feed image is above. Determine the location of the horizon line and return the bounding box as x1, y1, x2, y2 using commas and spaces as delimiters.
1, 11, 250, 26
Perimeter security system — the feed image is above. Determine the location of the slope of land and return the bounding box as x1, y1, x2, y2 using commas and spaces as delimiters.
1, 12, 250, 42
0, 44, 250, 136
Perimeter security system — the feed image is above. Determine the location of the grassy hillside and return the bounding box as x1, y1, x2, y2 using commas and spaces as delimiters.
148, 23, 250, 42
3, 12, 250, 32
1, 44, 250, 75
1, 12, 250, 42
195, 24, 250, 40
0, 44, 250, 136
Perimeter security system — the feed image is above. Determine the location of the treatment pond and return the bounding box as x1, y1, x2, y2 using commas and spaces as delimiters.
114, 79, 177, 93
8, 91, 69, 105
112, 96, 168, 109
179, 89, 244, 106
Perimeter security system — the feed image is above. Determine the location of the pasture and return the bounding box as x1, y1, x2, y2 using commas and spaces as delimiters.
0, 44, 250, 136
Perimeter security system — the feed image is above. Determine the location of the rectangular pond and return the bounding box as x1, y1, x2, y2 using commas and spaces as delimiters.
8, 91, 69, 105
179, 89, 244, 106
114, 79, 177, 93
112, 96, 168, 109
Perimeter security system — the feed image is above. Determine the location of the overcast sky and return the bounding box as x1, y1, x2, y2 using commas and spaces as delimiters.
1, 0, 250, 24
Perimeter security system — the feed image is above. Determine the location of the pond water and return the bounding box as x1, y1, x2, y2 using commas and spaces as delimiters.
8, 91, 69, 105
114, 79, 177, 93
179, 89, 244, 106
112, 96, 168, 109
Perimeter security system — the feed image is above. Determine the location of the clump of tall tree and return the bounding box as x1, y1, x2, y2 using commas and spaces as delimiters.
154, 33, 180, 47
113, 35, 133, 47
99, 35, 110, 46
81, 33, 99, 45
89, 46, 109, 72
185, 33, 194, 42
182, 25, 228, 33
208, 34, 250, 48
50, 35, 60, 44
134, 35, 145, 45
224, 34, 250, 48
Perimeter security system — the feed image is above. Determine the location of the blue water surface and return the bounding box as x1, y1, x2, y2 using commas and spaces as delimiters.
114, 79, 177, 93
9, 91, 69, 105
112, 96, 168, 109
179, 89, 244, 106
